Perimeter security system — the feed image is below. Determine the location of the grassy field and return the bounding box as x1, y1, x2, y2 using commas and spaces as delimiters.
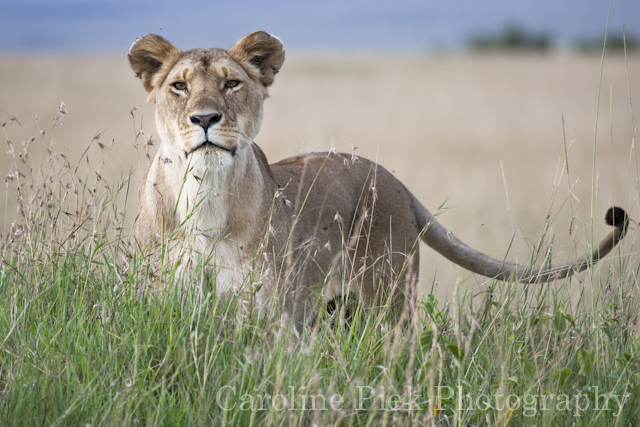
1, 51, 639, 298
1, 50, 640, 425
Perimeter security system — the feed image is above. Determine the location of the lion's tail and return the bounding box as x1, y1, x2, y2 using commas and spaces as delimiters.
406, 189, 629, 283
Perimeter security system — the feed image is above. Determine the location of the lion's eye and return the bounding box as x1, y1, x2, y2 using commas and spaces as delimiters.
225, 80, 240, 89
172, 82, 187, 91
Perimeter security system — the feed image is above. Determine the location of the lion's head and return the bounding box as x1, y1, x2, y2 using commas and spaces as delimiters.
128, 31, 285, 164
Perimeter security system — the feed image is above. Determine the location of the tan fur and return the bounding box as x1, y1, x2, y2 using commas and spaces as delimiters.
130, 31, 629, 327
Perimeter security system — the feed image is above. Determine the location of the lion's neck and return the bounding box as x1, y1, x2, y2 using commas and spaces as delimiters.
172, 146, 272, 246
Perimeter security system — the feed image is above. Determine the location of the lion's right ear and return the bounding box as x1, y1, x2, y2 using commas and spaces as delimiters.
128, 34, 182, 94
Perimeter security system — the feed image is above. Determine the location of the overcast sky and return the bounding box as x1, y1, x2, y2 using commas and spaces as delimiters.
1, 0, 639, 53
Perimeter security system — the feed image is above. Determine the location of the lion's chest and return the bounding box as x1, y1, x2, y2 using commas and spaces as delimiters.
174, 159, 261, 296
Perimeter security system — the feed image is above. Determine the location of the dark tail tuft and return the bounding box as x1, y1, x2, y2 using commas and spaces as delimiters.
605, 206, 629, 230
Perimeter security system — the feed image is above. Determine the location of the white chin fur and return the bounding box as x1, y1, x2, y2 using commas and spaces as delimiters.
188, 148, 234, 173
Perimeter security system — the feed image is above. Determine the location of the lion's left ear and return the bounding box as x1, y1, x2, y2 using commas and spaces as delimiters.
228, 31, 285, 87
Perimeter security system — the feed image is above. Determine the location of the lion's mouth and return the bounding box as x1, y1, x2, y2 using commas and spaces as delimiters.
188, 140, 237, 158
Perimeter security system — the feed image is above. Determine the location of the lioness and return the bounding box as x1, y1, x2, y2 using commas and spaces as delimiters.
129, 31, 629, 326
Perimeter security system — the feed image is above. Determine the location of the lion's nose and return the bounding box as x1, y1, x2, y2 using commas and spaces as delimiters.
190, 113, 222, 130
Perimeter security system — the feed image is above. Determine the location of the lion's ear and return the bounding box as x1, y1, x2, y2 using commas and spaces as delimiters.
228, 31, 285, 87
128, 34, 182, 93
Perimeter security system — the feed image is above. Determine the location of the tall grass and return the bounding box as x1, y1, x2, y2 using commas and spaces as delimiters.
0, 106, 639, 427
1, 52, 640, 426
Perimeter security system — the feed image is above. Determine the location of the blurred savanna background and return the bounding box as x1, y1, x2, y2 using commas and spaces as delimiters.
1, 0, 639, 302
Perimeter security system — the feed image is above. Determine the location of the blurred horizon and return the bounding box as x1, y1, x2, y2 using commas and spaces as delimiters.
1, 0, 639, 54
